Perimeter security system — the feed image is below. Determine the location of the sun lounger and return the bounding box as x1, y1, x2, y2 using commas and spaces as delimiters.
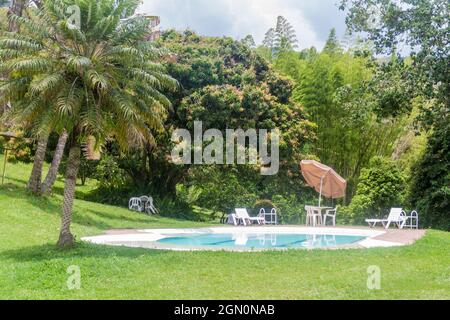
366, 208, 407, 229
235, 208, 265, 226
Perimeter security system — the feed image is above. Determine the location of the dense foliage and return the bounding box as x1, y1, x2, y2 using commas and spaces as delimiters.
340, 157, 407, 224
89, 30, 317, 221
341, 0, 449, 229
0, 1, 447, 230
409, 119, 450, 230
272, 39, 413, 199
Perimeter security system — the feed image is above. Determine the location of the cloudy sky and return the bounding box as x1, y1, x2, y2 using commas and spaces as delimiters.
138, 0, 348, 50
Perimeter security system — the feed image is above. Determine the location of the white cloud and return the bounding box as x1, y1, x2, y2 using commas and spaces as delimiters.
138, 0, 346, 50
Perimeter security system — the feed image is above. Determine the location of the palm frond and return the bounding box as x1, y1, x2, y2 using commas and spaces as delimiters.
7, 14, 53, 39
129, 68, 160, 87
3, 0, 177, 152
0, 38, 43, 51
85, 69, 109, 92
67, 55, 92, 72
6, 58, 53, 74
114, 17, 150, 45
29, 73, 65, 96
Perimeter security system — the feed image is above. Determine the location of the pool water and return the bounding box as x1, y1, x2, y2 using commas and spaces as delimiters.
157, 233, 366, 249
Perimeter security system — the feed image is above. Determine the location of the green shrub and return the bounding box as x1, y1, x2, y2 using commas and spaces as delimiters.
341, 157, 407, 224
185, 166, 259, 219
5, 139, 33, 163
176, 185, 203, 205
95, 155, 127, 190
272, 194, 304, 225
339, 195, 374, 225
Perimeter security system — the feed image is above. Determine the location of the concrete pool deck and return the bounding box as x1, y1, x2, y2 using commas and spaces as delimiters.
81, 226, 426, 252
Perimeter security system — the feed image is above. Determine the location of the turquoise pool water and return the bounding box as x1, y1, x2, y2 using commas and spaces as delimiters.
157, 233, 366, 249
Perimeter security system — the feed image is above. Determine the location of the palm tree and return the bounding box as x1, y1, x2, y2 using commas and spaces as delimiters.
0, 0, 177, 247
6, 0, 50, 194
41, 129, 68, 195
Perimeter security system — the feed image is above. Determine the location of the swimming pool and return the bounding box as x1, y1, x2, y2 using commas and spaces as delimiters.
82, 227, 393, 251
158, 233, 366, 249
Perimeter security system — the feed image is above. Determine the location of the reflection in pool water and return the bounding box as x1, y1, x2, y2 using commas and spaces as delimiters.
157, 233, 366, 249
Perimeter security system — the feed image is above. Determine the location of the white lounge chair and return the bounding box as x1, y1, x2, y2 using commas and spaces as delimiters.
366, 208, 407, 229
235, 208, 265, 226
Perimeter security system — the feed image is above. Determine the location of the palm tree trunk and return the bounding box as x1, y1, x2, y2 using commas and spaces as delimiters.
41, 130, 68, 195
27, 135, 48, 194
57, 144, 81, 248
7, 0, 27, 32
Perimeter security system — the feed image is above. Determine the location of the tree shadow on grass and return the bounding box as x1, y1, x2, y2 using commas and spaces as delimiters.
3, 175, 93, 198
2, 185, 210, 232
83, 207, 160, 224
84, 207, 210, 227
0, 242, 170, 263
1, 176, 27, 187
0, 186, 114, 230
51, 183, 92, 199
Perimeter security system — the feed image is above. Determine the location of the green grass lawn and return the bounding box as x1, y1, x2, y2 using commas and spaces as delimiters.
0, 157, 449, 299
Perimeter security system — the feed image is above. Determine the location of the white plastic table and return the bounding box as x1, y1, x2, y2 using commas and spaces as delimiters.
310, 207, 333, 226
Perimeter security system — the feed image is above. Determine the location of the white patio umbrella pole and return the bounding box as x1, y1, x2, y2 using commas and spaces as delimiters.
319, 176, 324, 207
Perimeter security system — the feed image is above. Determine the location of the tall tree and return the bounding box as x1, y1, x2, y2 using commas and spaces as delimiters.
262, 28, 275, 48
241, 34, 256, 48
323, 28, 342, 55
273, 16, 298, 55
1, 0, 177, 246
6, 0, 49, 194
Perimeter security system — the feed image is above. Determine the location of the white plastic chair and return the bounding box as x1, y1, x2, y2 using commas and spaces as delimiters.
323, 208, 337, 226
128, 198, 142, 212
138, 196, 158, 214
305, 206, 322, 227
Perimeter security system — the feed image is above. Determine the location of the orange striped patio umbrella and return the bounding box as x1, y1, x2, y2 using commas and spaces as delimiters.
300, 160, 347, 206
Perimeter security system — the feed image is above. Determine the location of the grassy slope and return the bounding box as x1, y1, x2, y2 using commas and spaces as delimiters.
0, 158, 449, 299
